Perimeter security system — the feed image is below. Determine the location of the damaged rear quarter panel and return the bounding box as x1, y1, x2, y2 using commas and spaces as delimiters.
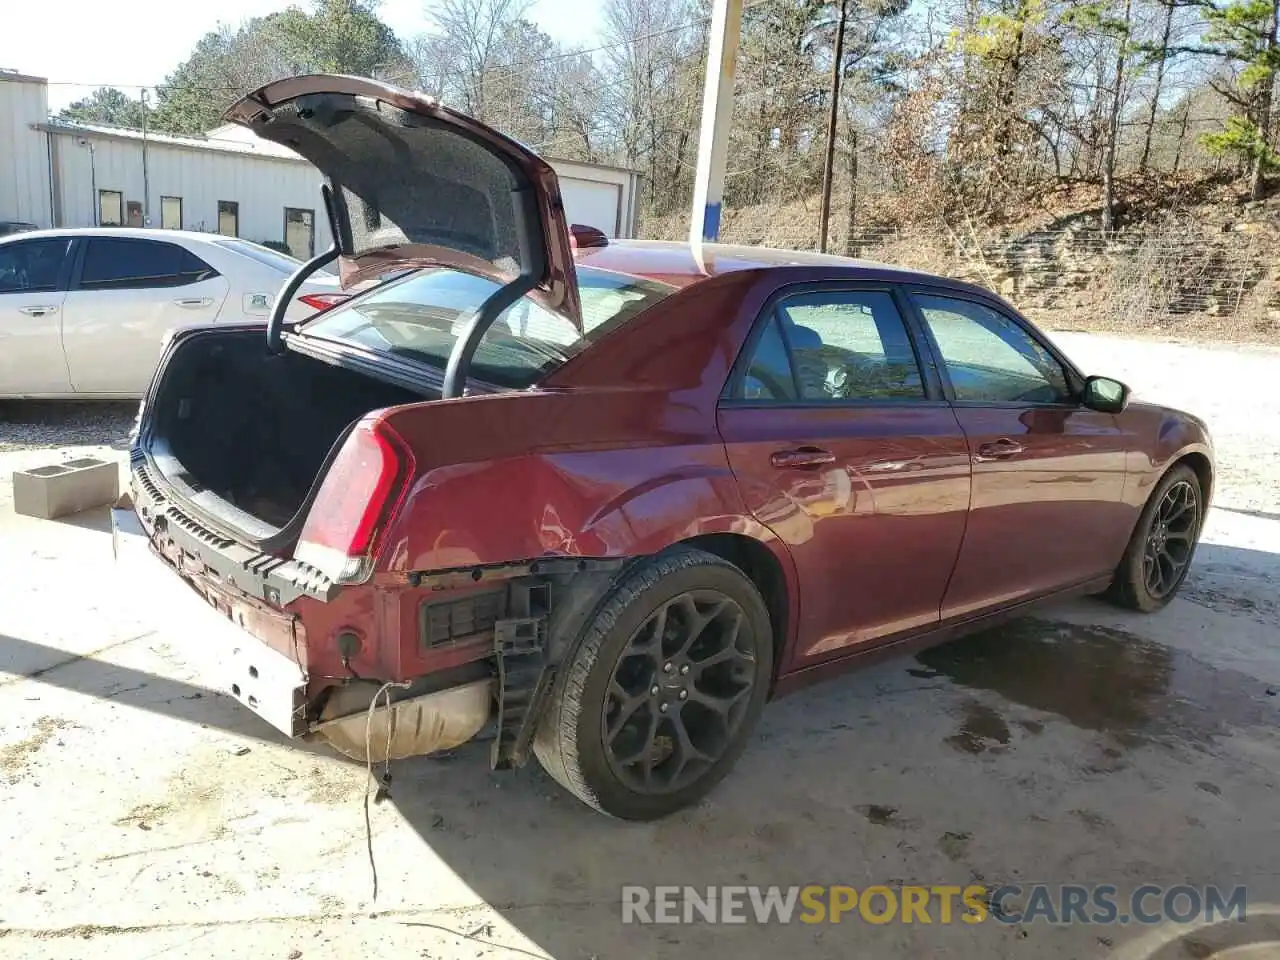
298, 392, 797, 685
289, 580, 495, 687
376, 374, 788, 566
331, 272, 801, 679
374, 271, 782, 575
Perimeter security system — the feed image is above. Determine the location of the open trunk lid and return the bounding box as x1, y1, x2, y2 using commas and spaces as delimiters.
223, 74, 581, 325
127, 77, 588, 595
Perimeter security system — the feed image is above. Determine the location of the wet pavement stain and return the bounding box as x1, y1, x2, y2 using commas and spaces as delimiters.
945, 700, 1012, 754
1080, 743, 1128, 776
858, 804, 899, 826
938, 831, 971, 861
1180, 938, 1216, 960
916, 619, 1279, 752
1071, 808, 1113, 834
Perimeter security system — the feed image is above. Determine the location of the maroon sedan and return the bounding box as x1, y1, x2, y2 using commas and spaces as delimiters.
114, 76, 1213, 820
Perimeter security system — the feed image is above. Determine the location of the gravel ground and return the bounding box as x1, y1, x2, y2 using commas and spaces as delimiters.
1051, 331, 1280, 515
0, 402, 137, 453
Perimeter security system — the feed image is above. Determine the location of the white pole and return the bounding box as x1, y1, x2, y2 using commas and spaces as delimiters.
141, 89, 151, 226
688, 0, 743, 246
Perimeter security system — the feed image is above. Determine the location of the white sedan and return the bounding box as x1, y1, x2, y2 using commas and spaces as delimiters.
0, 228, 347, 399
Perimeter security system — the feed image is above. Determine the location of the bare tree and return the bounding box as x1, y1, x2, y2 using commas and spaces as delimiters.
1103, 0, 1136, 233
600, 0, 705, 214
1140, 0, 1177, 168
413, 0, 531, 119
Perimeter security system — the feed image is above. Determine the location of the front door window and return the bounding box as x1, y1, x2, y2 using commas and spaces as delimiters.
913, 295, 1071, 403
0, 238, 69, 293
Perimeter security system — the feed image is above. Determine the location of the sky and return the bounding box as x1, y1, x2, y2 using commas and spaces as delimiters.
1, 0, 605, 112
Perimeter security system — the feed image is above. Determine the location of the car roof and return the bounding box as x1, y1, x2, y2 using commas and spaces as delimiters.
574, 238, 988, 295
0, 227, 240, 246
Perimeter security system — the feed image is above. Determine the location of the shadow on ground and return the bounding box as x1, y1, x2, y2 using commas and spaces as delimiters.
52, 506, 114, 534
1215, 506, 1280, 524
2, 540, 1278, 957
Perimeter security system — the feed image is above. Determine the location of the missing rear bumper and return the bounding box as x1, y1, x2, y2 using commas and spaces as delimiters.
110, 493, 309, 738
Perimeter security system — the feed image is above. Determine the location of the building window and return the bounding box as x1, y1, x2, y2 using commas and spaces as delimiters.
284, 207, 315, 259
98, 190, 123, 227
217, 201, 239, 237
126, 200, 143, 227
161, 196, 182, 230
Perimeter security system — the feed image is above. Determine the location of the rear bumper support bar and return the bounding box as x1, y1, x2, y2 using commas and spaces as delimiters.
127, 453, 336, 605
110, 494, 309, 738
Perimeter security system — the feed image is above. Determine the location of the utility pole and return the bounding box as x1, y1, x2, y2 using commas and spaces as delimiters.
78, 139, 98, 226
818, 0, 848, 254
689, 0, 744, 245
141, 89, 151, 226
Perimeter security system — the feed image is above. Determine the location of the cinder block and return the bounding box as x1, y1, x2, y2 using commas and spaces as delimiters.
13, 458, 120, 520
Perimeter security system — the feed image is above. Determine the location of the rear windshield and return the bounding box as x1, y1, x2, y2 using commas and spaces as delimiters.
298, 266, 676, 388
213, 239, 303, 274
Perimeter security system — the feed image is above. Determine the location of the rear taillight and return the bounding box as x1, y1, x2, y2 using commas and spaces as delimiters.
294, 419, 414, 584
297, 292, 350, 312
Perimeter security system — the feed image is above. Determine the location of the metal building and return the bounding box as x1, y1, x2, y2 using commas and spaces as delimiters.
1, 71, 641, 254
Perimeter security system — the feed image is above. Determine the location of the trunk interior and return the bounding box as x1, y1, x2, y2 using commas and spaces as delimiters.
146, 328, 429, 540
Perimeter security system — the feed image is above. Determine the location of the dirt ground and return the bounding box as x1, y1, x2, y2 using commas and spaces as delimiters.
1, 331, 1278, 959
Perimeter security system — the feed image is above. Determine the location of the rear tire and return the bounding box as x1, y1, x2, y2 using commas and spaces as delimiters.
533, 547, 773, 820
1105, 464, 1204, 612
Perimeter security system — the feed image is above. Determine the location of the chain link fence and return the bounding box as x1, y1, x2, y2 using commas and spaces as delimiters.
645, 202, 1280, 340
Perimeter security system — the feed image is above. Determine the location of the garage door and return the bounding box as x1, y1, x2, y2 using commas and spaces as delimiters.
558, 178, 622, 237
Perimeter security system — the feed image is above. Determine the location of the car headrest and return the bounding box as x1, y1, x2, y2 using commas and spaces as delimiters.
787, 324, 823, 350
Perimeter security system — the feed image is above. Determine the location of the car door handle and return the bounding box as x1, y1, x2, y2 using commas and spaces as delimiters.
18, 305, 58, 316
975, 438, 1024, 461
770, 447, 836, 469
173, 297, 213, 308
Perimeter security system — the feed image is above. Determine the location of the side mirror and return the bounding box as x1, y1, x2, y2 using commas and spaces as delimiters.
1081, 375, 1130, 413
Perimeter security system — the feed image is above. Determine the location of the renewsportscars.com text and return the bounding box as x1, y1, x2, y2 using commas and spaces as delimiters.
621, 884, 1248, 926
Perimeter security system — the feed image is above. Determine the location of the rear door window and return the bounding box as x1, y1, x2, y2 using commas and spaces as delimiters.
301, 265, 675, 388
734, 289, 925, 401
740, 313, 798, 401
78, 238, 219, 290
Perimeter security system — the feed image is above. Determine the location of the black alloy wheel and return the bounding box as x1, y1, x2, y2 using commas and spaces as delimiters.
602, 590, 757, 794
533, 547, 774, 820
1106, 463, 1205, 612
1142, 478, 1199, 600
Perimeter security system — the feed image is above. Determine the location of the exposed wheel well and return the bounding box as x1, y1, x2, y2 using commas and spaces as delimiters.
679, 533, 789, 684
1174, 452, 1213, 508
